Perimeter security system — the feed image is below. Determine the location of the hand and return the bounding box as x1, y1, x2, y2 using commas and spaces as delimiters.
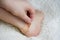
0, 0, 44, 37
1, 0, 35, 24
0, 8, 44, 37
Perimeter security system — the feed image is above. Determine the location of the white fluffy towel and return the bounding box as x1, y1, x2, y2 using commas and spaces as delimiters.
0, 0, 60, 40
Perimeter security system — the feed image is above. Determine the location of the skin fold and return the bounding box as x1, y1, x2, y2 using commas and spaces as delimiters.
0, 8, 44, 37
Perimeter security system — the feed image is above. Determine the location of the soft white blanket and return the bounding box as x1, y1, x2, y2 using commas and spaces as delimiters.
0, 0, 60, 40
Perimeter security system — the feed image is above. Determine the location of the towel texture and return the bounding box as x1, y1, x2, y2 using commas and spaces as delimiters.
0, 0, 60, 40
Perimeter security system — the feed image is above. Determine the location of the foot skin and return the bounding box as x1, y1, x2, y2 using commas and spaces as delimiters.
0, 8, 44, 37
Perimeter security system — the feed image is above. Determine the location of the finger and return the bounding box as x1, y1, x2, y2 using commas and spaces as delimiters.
0, 8, 31, 36
1, 1, 32, 24
0, 8, 26, 29
27, 6, 35, 20
14, 10, 32, 24
23, 14, 32, 24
